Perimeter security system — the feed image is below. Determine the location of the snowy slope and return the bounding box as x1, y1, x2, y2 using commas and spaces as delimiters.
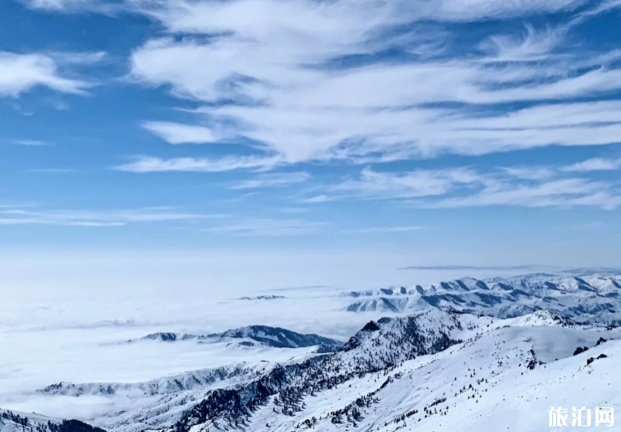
144, 309, 618, 432
164, 311, 620, 432
24, 349, 323, 432
0, 409, 105, 432
34, 364, 273, 432
5, 309, 620, 432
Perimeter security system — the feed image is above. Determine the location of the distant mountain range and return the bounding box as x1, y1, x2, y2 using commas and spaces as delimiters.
344, 273, 621, 324
238, 295, 287, 301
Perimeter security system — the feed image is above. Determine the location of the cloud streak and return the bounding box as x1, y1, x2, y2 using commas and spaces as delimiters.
17, 0, 122, 12
0, 206, 219, 227
11, 139, 49, 146
0, 51, 90, 96
229, 172, 311, 190
562, 157, 621, 172
341, 226, 424, 234
143, 121, 219, 144
312, 164, 621, 210
115, 155, 282, 173
399, 264, 549, 271
333, 167, 482, 199
426, 178, 620, 210
202, 218, 324, 236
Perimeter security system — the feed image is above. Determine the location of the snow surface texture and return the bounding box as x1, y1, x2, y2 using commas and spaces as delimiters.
2, 271, 621, 432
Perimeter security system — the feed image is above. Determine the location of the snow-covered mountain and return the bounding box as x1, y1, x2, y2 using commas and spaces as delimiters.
5, 273, 621, 432
38, 363, 268, 397
32, 363, 275, 432
344, 273, 621, 324
15, 308, 620, 432
130, 325, 343, 350
161, 309, 619, 432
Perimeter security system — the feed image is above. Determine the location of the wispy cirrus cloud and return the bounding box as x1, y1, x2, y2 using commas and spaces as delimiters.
299, 195, 332, 204
341, 226, 424, 234
124, 0, 621, 168
229, 172, 311, 190
114, 155, 282, 173
202, 218, 324, 236
333, 167, 482, 199
426, 178, 619, 209
19, 0, 92, 9
12, 0, 621, 169
50, 51, 107, 65
0, 206, 220, 227
11, 139, 49, 146
0, 51, 90, 97
310, 164, 621, 210
17, 0, 122, 12
562, 157, 621, 172
500, 166, 555, 180
19, 0, 587, 16
142, 121, 218, 144
13, 0, 621, 216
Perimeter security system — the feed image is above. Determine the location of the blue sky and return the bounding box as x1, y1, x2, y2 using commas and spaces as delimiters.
2, 0, 621, 272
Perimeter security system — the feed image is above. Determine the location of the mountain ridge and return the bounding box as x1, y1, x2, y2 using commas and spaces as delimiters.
128, 325, 343, 350
344, 274, 621, 324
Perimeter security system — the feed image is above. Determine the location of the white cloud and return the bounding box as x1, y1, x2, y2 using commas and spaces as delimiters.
501, 166, 555, 180
314, 165, 621, 210
114, 155, 282, 172
334, 167, 482, 199
131, 0, 585, 34
20, 0, 92, 10
143, 121, 218, 144
17, 0, 621, 174
0, 51, 89, 96
0, 207, 219, 227
562, 157, 621, 172
427, 178, 618, 209
50, 51, 107, 65
20, 0, 586, 18
480, 24, 562, 62
417, 0, 585, 20
229, 171, 311, 189
11, 139, 49, 146
18, 0, 122, 12
300, 195, 332, 204
341, 226, 424, 234
202, 218, 323, 236
124, 0, 621, 166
